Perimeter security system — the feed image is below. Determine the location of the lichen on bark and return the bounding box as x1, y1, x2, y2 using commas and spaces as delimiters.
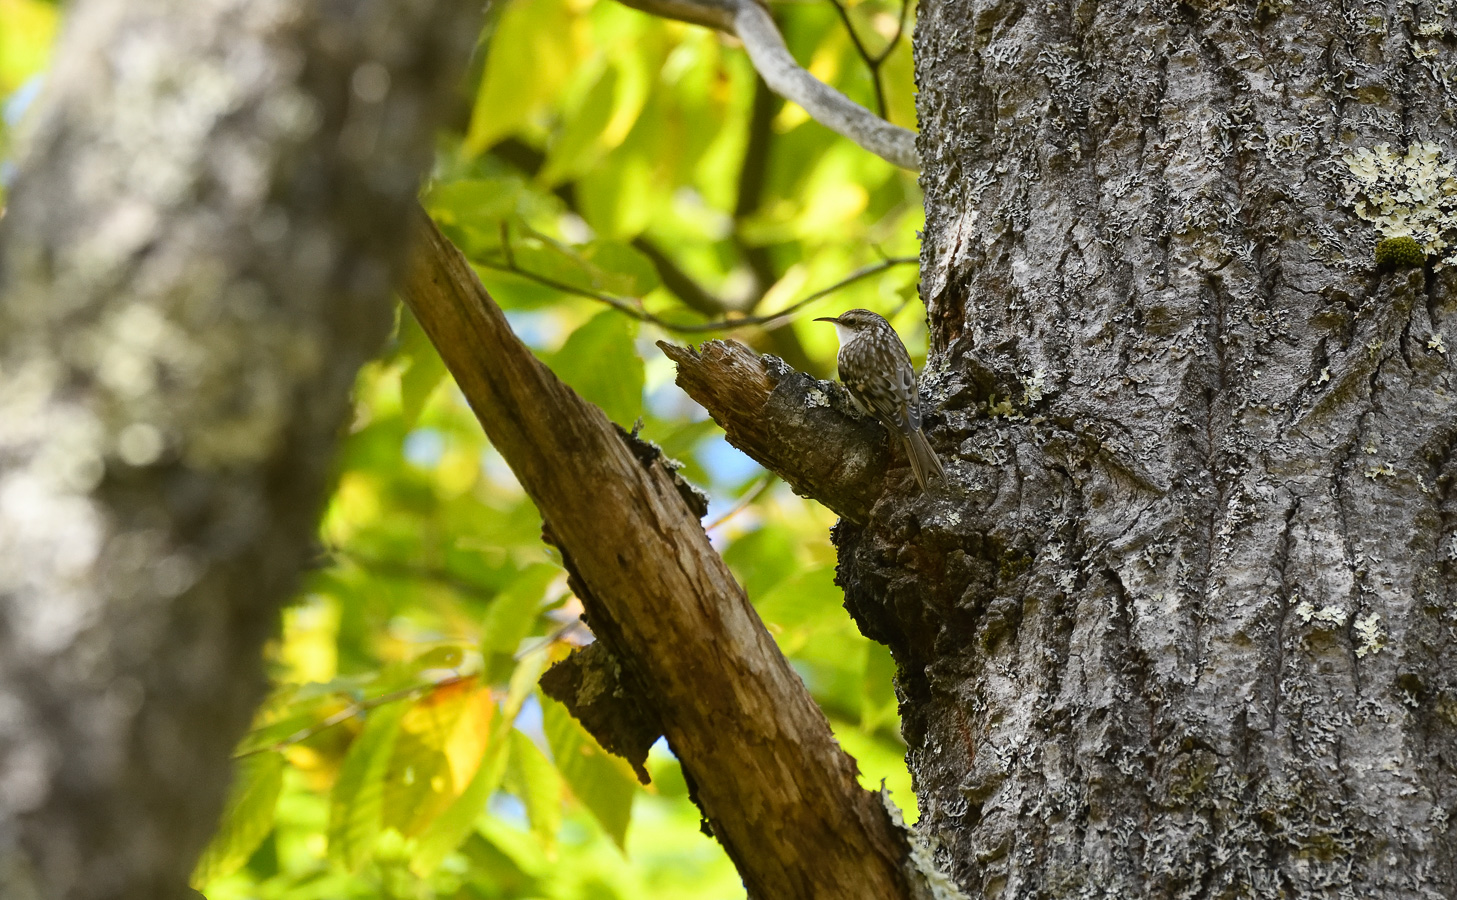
876, 0, 1457, 896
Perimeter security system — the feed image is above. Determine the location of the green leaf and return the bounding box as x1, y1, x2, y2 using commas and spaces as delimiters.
481, 563, 560, 657
577, 150, 657, 238
508, 236, 600, 292
328, 700, 408, 870
465, 0, 577, 154
541, 696, 638, 849
397, 310, 448, 429
232, 687, 354, 757
755, 565, 842, 630
424, 177, 524, 232
507, 728, 563, 850
456, 831, 542, 894
723, 524, 804, 600
860, 641, 899, 734
410, 653, 550, 875
755, 565, 871, 709
547, 310, 644, 425
502, 234, 659, 305
409, 728, 510, 876
473, 816, 550, 880
579, 240, 660, 296
412, 645, 466, 672
382, 680, 491, 839
190, 751, 285, 888
539, 66, 620, 186
358, 647, 473, 701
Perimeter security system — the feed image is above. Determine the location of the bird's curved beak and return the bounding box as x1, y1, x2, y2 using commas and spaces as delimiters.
813, 316, 839, 323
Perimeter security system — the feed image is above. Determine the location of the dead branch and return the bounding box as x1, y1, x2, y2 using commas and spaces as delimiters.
658, 340, 892, 521
401, 208, 922, 900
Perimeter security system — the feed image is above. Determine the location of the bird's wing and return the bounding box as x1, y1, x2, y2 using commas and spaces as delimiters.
848, 366, 916, 435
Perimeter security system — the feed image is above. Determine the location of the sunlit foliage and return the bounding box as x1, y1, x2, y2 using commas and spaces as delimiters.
0, 0, 924, 894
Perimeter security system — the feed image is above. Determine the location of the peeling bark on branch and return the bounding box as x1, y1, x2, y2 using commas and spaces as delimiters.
537, 641, 661, 784
0, 0, 478, 897
658, 339, 893, 521
402, 211, 928, 900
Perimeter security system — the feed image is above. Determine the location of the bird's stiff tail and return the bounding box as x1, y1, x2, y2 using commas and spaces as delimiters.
903, 428, 946, 493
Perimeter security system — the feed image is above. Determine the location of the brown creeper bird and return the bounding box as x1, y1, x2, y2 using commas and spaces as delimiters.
815, 309, 946, 492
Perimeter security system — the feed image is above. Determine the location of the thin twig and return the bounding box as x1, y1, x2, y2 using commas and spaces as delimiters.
485, 258, 653, 320
826, 0, 912, 120
707, 474, 778, 532
329, 549, 498, 602
736, 76, 781, 303
513, 618, 591, 661
499, 219, 515, 269
827, 0, 884, 117
233, 675, 471, 759
670, 256, 919, 331
876, 0, 911, 68
482, 231, 917, 334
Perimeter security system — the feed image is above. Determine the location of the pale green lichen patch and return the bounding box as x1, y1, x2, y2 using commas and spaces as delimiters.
1019, 368, 1047, 405
1414, 5, 1455, 59
986, 396, 1021, 419
1354, 612, 1386, 657
1342, 141, 1457, 268
1294, 600, 1347, 627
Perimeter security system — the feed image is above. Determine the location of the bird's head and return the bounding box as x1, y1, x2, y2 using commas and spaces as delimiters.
814, 308, 888, 345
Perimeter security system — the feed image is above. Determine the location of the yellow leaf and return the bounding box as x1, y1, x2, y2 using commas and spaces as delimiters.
0, 0, 58, 93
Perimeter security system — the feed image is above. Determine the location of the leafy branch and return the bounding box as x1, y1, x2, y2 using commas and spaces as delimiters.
487, 221, 917, 333
328, 549, 498, 602
234, 674, 472, 759
614, 0, 920, 169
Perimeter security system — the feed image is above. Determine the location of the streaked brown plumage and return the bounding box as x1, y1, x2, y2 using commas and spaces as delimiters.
814, 309, 945, 492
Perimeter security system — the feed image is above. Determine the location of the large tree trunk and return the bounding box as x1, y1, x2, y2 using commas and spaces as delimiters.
869, 1, 1457, 895
0, 1, 475, 897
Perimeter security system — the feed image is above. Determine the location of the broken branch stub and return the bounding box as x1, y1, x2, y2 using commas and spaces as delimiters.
658, 339, 887, 521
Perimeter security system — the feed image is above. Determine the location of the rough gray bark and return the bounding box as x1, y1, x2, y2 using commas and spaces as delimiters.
898, 1, 1457, 896
0, 1, 476, 897
669, 2, 1457, 896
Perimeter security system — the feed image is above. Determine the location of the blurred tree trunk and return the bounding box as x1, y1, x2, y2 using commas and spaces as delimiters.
847, 0, 1457, 895
0, 1, 475, 898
